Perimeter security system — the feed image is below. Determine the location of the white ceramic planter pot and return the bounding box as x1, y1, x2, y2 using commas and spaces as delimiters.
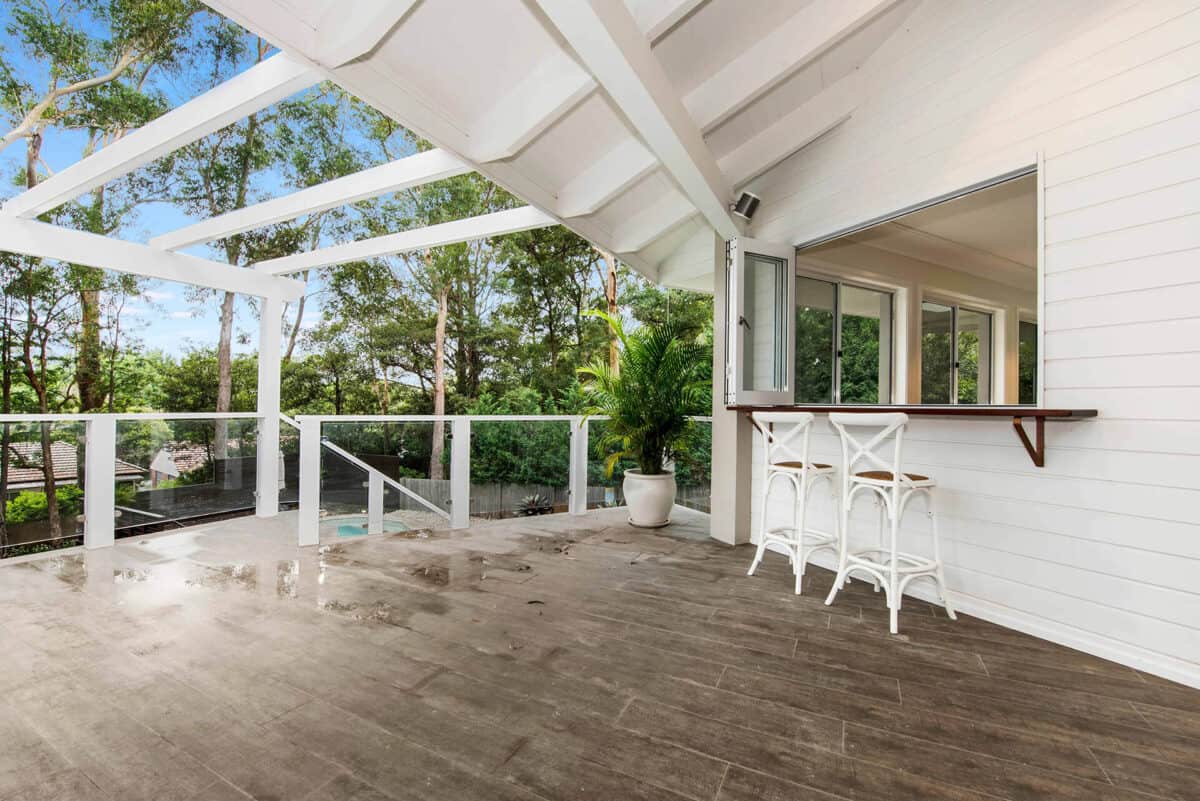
622, 469, 676, 528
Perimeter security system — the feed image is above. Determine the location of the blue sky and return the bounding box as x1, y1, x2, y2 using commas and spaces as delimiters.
0, 6, 331, 357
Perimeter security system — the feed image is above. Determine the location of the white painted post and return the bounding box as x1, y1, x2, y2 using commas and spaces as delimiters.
256, 294, 283, 517
568, 416, 588, 515
83, 415, 116, 549
298, 416, 321, 546
449, 417, 471, 530
367, 471, 384, 535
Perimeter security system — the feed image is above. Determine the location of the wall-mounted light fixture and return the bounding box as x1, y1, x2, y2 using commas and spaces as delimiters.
731, 191, 760, 221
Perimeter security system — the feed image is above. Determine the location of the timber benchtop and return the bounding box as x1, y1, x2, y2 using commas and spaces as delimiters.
726, 405, 1099, 467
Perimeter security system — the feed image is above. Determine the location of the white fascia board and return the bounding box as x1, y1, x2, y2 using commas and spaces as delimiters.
255, 206, 557, 275
3, 53, 318, 219
718, 74, 859, 189
534, 0, 740, 240
150, 149, 470, 251
684, 0, 895, 133
0, 217, 305, 300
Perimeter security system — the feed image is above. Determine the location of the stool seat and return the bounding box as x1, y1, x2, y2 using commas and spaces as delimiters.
853, 470, 933, 486
771, 461, 833, 471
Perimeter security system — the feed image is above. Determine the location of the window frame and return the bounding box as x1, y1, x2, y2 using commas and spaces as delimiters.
795, 267, 896, 405
920, 297, 996, 405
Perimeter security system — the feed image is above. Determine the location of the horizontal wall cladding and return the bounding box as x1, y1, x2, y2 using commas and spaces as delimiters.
745, 0, 1200, 686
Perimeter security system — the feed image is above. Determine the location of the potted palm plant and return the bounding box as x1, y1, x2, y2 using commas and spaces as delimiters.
578, 312, 709, 527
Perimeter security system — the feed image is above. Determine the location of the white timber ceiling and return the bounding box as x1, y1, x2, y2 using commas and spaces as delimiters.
201, 0, 919, 290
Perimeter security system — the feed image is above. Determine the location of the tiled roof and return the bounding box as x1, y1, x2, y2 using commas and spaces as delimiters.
3, 441, 145, 486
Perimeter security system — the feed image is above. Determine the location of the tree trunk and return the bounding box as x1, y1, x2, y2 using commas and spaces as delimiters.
283, 271, 309, 362
78, 286, 103, 410
214, 290, 236, 458
0, 296, 10, 549
595, 247, 620, 373
429, 282, 448, 481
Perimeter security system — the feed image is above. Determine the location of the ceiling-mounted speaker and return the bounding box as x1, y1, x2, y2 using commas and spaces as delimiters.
731, 191, 760, 221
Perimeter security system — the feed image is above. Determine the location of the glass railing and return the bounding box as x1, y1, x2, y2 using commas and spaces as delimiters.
469, 418, 571, 520
113, 415, 260, 537
0, 419, 86, 558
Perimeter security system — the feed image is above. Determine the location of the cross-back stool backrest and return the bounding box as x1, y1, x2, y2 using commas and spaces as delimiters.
750, 411, 815, 470
828, 412, 909, 483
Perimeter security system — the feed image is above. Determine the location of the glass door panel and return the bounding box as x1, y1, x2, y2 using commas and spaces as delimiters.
921, 302, 953, 404
795, 276, 836, 403
956, 308, 992, 405
1019, 320, 1038, 405
840, 285, 892, 404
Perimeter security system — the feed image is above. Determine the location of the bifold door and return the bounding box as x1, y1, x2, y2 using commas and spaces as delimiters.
726, 237, 794, 405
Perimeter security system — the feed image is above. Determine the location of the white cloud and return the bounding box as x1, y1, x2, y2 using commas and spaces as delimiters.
169, 310, 193, 319
143, 289, 175, 302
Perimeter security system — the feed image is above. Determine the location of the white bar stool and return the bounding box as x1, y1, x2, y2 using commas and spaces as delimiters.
824, 412, 956, 633
747, 412, 840, 594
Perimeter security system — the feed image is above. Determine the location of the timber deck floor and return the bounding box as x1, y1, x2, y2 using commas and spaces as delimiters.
0, 508, 1197, 801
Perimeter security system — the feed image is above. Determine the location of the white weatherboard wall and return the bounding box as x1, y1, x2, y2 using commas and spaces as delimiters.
745, 0, 1200, 688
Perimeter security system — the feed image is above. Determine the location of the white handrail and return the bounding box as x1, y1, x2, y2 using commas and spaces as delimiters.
0, 412, 263, 423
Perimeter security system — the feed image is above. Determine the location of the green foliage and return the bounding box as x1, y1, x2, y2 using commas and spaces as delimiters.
5, 485, 82, 523
579, 312, 709, 476
467, 388, 569, 486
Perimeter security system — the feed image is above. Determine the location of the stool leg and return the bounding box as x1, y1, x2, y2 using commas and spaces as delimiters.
824, 483, 852, 607
748, 472, 773, 576
887, 502, 901, 635
871, 499, 884, 593
927, 491, 957, 620
793, 472, 810, 595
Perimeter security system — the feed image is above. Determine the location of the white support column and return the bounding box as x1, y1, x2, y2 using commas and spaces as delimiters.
367, 472, 384, 535
449, 417, 471, 530
256, 295, 284, 518
708, 233, 753, 545
568, 417, 589, 516
298, 416, 321, 546
83, 415, 116, 549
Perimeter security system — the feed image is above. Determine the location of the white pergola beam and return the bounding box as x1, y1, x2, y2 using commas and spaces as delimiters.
255, 206, 556, 275
557, 137, 657, 217
535, 0, 739, 240
718, 74, 859, 189
472, 55, 595, 162
3, 53, 317, 219
634, 0, 710, 42
0, 217, 305, 299
684, 0, 895, 133
150, 149, 470, 251
315, 0, 419, 67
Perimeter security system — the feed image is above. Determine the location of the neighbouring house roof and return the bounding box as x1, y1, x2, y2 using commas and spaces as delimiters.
3, 441, 145, 489
151, 443, 212, 477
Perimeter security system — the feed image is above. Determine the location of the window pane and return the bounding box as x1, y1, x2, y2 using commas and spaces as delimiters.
921, 302, 953, 403
742, 253, 789, 392
840, 285, 892, 404
1019, 320, 1038, 404
795, 276, 835, 403
957, 309, 991, 404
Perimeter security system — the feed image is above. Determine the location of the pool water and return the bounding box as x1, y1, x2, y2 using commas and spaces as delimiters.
329, 516, 410, 538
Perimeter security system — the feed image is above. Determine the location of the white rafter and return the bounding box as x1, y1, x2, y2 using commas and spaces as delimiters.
632, 0, 710, 42
150, 149, 470, 251
2, 53, 317, 219
557, 138, 657, 218
255, 206, 557, 275
472, 54, 595, 162
0, 217, 304, 299
684, 0, 896, 132
718, 73, 859, 188
534, 0, 739, 240
611, 191, 697, 253
314, 0, 419, 67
